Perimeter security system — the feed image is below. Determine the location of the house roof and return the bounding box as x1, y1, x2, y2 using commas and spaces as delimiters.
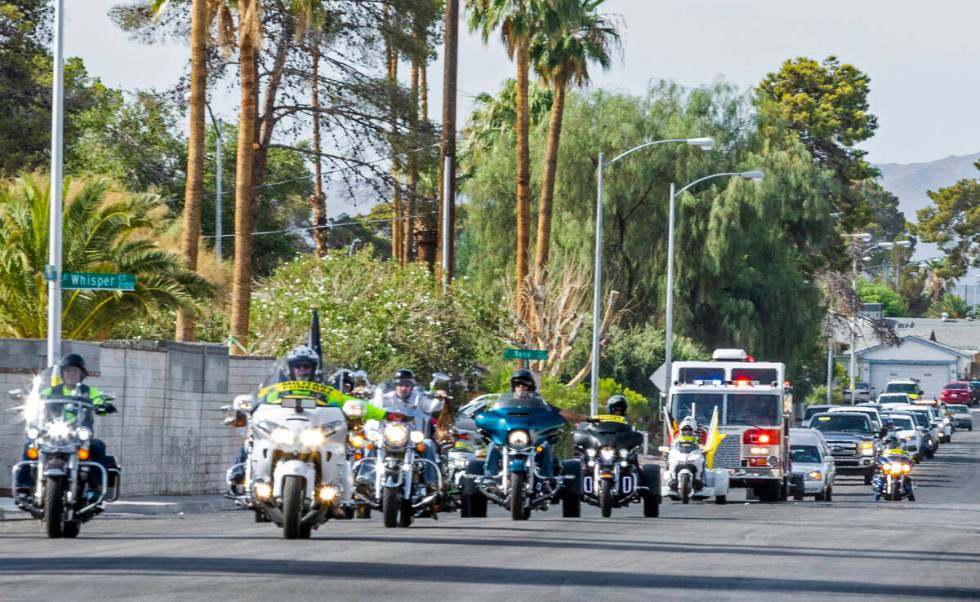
857, 335, 974, 359
838, 317, 980, 354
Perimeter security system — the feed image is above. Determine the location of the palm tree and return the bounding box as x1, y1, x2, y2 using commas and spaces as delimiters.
467, 0, 553, 318
0, 175, 213, 339
531, 0, 618, 284
229, 0, 261, 355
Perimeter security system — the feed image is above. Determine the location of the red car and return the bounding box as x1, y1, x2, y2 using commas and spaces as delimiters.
939, 381, 972, 403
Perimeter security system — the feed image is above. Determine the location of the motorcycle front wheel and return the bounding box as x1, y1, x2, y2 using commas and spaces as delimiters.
679, 473, 692, 504
44, 477, 66, 539
383, 486, 401, 528
599, 479, 613, 518
510, 472, 527, 521
282, 475, 304, 539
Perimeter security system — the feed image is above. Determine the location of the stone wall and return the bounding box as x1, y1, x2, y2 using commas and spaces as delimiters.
0, 339, 274, 495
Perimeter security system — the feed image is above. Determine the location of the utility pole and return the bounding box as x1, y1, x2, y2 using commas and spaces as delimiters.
46, 0, 65, 367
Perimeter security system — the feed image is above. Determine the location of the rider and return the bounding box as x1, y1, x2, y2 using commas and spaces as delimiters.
15, 353, 117, 504
484, 369, 589, 479
376, 369, 442, 490
677, 416, 699, 444
429, 373, 455, 444
875, 434, 912, 499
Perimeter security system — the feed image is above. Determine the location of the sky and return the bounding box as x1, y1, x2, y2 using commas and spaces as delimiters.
66, 0, 980, 166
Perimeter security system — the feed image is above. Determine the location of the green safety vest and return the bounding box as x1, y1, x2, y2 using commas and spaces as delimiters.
259, 380, 386, 421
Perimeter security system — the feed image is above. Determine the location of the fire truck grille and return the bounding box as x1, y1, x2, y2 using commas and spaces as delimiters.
711, 436, 742, 470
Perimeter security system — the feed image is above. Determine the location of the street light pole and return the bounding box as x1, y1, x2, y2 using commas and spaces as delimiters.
589, 137, 715, 416
46, 0, 65, 367
662, 170, 764, 401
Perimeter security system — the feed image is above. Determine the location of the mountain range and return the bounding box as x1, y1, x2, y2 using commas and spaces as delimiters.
876, 152, 979, 222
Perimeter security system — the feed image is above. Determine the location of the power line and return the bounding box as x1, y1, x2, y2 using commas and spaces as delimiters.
201, 210, 438, 239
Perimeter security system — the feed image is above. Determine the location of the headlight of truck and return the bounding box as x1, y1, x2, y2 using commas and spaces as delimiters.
271, 428, 295, 446
299, 428, 325, 448
807, 470, 822, 481
599, 447, 615, 461
860, 441, 875, 455
385, 424, 409, 447
507, 430, 530, 447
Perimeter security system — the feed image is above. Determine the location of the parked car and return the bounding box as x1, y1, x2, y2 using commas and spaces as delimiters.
940, 381, 972, 405
843, 382, 872, 403
883, 380, 923, 401
801, 404, 834, 427
882, 412, 925, 462
969, 381, 980, 405
789, 428, 835, 501
946, 404, 973, 431
808, 412, 879, 483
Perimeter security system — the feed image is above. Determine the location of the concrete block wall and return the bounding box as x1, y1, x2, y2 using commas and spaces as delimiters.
0, 339, 274, 495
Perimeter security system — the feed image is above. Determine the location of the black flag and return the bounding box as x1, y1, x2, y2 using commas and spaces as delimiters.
308, 310, 323, 379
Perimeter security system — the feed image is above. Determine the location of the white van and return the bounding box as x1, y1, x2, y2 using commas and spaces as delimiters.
789, 428, 836, 501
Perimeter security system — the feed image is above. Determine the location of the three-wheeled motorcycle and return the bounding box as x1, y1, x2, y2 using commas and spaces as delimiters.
460, 392, 582, 520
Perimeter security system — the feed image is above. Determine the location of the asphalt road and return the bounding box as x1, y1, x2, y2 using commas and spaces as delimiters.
3, 414, 979, 601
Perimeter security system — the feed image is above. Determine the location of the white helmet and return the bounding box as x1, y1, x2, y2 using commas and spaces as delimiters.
286, 345, 319, 378
680, 416, 698, 434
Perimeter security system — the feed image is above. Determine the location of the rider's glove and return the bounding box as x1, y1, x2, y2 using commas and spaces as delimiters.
96, 402, 118, 416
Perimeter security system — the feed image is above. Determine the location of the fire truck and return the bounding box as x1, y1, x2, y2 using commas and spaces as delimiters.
666, 349, 803, 502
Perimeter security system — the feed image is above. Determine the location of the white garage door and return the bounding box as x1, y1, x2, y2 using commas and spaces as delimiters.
869, 363, 953, 400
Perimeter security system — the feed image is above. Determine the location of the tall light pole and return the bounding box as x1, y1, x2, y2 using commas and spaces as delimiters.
46, 0, 65, 367
589, 137, 715, 416
662, 170, 765, 404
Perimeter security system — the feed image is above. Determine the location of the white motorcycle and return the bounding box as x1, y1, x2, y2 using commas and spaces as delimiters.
225, 361, 354, 539
661, 435, 729, 504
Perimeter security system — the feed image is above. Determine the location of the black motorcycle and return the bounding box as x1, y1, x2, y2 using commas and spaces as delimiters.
572, 419, 660, 517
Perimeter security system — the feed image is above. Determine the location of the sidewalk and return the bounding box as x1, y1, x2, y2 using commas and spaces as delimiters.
0, 494, 233, 521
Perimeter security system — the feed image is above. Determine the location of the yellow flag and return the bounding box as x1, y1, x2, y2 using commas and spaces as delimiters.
703, 406, 726, 469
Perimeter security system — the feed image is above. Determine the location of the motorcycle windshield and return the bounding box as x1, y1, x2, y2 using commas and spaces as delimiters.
22, 367, 96, 429
475, 393, 564, 446
582, 421, 643, 450
257, 357, 343, 408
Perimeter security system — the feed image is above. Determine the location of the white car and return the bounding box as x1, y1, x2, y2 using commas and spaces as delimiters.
789, 428, 835, 501
882, 412, 925, 461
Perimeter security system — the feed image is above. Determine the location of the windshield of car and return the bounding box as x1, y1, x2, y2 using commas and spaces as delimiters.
886, 415, 914, 430
726, 394, 781, 426
947, 405, 969, 413
671, 393, 723, 425
906, 411, 930, 428
878, 394, 908, 404
790, 445, 821, 463
810, 414, 871, 434
803, 406, 830, 422
885, 383, 918, 394
854, 382, 869, 390
944, 382, 968, 390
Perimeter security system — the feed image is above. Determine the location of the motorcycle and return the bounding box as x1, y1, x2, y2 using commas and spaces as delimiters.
223, 360, 352, 539
873, 453, 916, 502
461, 392, 582, 520
10, 369, 121, 538
355, 404, 443, 528
573, 415, 661, 517
660, 432, 730, 505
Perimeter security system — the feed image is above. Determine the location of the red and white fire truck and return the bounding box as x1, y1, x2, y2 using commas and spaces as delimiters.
666, 349, 803, 502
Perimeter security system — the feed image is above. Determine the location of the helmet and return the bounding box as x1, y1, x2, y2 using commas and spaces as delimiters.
430, 372, 451, 391
59, 353, 88, 379
333, 370, 355, 390
286, 345, 319, 379
394, 368, 415, 386
606, 395, 628, 416
679, 416, 698, 435
509, 369, 536, 392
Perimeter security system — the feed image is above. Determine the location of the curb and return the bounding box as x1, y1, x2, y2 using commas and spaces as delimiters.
1, 495, 233, 521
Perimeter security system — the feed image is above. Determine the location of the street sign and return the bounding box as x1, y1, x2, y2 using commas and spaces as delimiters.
649, 362, 668, 393
61, 272, 136, 291
504, 348, 548, 361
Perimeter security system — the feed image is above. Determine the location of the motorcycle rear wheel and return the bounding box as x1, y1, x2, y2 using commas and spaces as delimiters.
599, 479, 613, 518
382, 486, 401, 528
510, 472, 527, 521
44, 477, 65, 539
282, 475, 304, 539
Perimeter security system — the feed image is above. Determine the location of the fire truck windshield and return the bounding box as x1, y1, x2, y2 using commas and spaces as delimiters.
671, 392, 781, 426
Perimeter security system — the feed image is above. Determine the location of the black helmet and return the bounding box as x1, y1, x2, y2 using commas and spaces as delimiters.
607, 395, 628, 415
510, 369, 536, 391
59, 353, 88, 379
333, 370, 355, 390
394, 368, 415, 386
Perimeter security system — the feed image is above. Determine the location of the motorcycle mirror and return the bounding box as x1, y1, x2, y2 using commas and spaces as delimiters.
658, 446, 671, 453
8, 388, 25, 400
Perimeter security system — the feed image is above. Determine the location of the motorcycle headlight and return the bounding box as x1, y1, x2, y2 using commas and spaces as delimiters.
46, 420, 72, 440
343, 400, 365, 418
901, 463, 911, 473
599, 447, 615, 461
618, 448, 629, 458
385, 423, 409, 447
26, 427, 40, 440
586, 448, 596, 457
271, 428, 295, 446
410, 431, 425, 444
507, 430, 530, 447
253, 482, 273, 500
349, 433, 365, 448
299, 428, 325, 448
77, 427, 92, 442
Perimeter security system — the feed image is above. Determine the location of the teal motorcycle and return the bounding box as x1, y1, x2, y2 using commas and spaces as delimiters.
460, 392, 582, 520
